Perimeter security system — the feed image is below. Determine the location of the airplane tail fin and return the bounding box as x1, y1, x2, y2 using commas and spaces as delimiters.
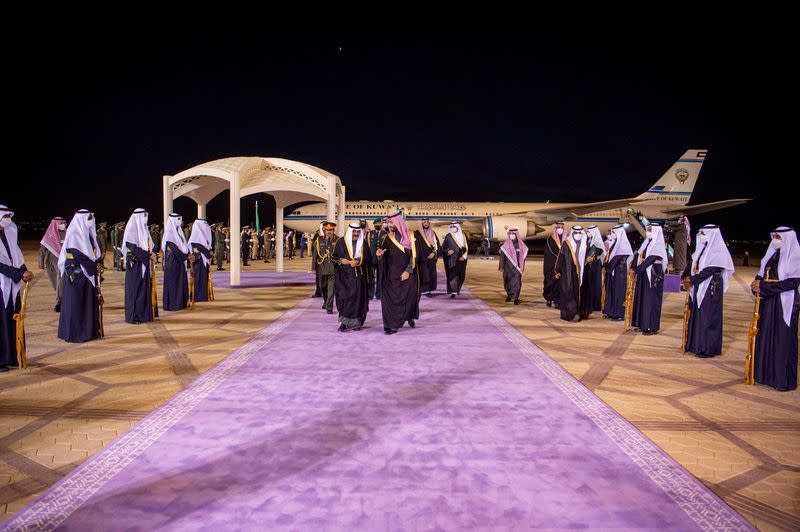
634, 149, 707, 204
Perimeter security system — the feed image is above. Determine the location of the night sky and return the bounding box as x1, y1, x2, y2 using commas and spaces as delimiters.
5, 4, 794, 240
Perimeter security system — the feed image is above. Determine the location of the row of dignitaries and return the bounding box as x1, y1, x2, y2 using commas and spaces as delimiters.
0, 206, 34, 372
325, 213, 428, 335
162, 214, 215, 311
122, 210, 215, 324
552, 225, 604, 321
325, 215, 464, 334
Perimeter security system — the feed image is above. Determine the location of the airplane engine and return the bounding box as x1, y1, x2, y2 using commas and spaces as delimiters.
482, 217, 536, 240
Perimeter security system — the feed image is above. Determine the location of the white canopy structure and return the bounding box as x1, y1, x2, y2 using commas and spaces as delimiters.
162, 157, 345, 286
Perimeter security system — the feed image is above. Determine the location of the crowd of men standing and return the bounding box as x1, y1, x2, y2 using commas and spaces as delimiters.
1, 204, 797, 394
540, 219, 798, 392
308, 215, 467, 334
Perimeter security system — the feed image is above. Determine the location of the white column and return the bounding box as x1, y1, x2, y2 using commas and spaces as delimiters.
162, 175, 173, 224
229, 176, 241, 287
197, 202, 207, 219
275, 203, 285, 273
327, 175, 337, 228
337, 185, 346, 236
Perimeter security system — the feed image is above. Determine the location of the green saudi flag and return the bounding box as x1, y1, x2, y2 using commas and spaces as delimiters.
255, 201, 261, 233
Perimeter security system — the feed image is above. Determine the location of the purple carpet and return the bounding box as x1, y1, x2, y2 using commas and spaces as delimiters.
212, 271, 315, 289
3, 281, 752, 531
664, 273, 682, 292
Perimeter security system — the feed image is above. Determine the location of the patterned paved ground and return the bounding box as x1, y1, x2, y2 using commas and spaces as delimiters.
467, 258, 800, 532
1, 247, 798, 530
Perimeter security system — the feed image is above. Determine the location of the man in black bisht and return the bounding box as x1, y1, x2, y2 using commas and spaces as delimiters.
543, 221, 566, 308
750, 227, 800, 391
0, 205, 34, 372
682, 225, 735, 358
555, 225, 586, 321
602, 225, 633, 321
498, 228, 528, 305
123, 209, 158, 324
334, 222, 371, 331
377, 212, 419, 334
441, 221, 468, 299
415, 218, 440, 297
630, 223, 668, 335
189, 220, 214, 303
315, 222, 338, 313
161, 213, 189, 311
57, 210, 105, 342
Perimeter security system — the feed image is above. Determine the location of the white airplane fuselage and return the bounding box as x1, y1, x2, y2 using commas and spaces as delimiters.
284, 199, 683, 241
281, 150, 746, 242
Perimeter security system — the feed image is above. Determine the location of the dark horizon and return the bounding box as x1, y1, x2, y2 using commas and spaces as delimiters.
4, 5, 794, 240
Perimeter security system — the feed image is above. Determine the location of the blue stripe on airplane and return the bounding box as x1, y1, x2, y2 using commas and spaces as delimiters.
677, 159, 704, 163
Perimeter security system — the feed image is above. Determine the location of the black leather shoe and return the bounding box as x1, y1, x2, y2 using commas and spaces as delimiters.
450, 294, 455, 299
322, 303, 326, 309
642, 330, 658, 336
0, 365, 9, 372
505, 296, 512, 302
338, 324, 347, 332
326, 309, 333, 314
408, 319, 415, 328
352, 326, 361, 331
384, 328, 392, 335
546, 300, 553, 307
514, 299, 521, 305
54, 304, 61, 312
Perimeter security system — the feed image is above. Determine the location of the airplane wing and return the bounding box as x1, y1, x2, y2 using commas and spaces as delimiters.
509, 197, 637, 218
660, 199, 750, 216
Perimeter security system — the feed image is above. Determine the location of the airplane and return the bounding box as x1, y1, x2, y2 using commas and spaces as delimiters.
284, 150, 748, 241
